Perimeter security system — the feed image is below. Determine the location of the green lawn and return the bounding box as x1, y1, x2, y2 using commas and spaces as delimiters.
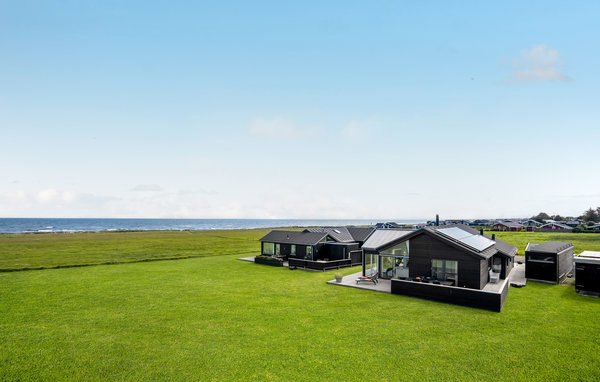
0, 229, 271, 271
488, 231, 600, 255
1, 230, 600, 381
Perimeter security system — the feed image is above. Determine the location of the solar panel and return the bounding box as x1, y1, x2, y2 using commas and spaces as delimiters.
437, 227, 472, 240
460, 235, 495, 251
436, 227, 495, 252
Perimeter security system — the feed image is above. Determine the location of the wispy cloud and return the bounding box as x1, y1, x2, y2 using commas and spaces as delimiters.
131, 184, 164, 192
248, 116, 317, 139
340, 117, 378, 141
511, 44, 572, 82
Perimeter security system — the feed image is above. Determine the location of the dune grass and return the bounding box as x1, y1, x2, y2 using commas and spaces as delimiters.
1, 229, 600, 380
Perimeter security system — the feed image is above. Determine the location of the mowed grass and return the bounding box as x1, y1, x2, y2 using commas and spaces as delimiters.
0, 229, 271, 271
488, 231, 600, 255
1, 230, 600, 381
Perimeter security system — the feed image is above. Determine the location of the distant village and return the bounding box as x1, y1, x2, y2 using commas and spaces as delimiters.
377, 209, 600, 233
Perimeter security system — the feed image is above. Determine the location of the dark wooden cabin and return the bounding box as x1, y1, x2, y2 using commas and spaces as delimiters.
574, 251, 600, 296
361, 225, 518, 311
525, 242, 574, 284
258, 227, 369, 270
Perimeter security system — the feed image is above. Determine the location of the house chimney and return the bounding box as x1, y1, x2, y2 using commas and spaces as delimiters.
480, 229, 484, 236
492, 234, 496, 241
435, 214, 439, 226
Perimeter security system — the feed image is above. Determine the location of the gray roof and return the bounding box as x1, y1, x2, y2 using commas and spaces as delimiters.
539, 223, 573, 230
426, 226, 497, 259
494, 221, 523, 228
259, 230, 327, 245
303, 227, 355, 243
362, 224, 517, 260
347, 227, 376, 242
448, 224, 518, 257
362, 229, 413, 251
525, 241, 574, 253
575, 251, 600, 265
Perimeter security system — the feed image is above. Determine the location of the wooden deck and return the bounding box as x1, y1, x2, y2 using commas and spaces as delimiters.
326, 272, 391, 294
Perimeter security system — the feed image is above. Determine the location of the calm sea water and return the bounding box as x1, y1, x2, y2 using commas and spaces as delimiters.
0, 218, 423, 234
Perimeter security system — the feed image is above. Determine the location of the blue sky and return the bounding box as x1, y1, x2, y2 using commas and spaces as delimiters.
1, 1, 599, 219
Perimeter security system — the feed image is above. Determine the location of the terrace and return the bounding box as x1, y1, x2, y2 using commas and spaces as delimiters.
328, 267, 523, 312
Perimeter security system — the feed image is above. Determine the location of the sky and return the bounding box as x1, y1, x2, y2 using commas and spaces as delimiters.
1, 1, 599, 220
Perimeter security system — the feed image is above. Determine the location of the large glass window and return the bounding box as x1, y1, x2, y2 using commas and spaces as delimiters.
364, 253, 378, 276
291, 245, 296, 256
432, 259, 458, 284
275, 244, 280, 256
380, 241, 410, 279
263, 242, 274, 255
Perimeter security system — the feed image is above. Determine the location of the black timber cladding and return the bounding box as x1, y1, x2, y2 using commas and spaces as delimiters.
391, 278, 509, 312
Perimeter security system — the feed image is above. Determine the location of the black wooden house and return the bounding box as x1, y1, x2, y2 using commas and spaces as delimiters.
361, 224, 518, 311
258, 227, 374, 271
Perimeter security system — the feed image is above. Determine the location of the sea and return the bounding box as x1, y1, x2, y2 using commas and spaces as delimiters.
0, 218, 424, 234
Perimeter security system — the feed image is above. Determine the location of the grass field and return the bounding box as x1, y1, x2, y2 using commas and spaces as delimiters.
1, 230, 600, 381
0, 229, 271, 271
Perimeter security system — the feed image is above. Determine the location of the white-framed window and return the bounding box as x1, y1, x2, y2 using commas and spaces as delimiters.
306, 246, 313, 260
275, 244, 280, 256
263, 242, 274, 255
291, 245, 296, 255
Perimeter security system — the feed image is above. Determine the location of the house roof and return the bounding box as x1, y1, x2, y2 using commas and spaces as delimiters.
259, 230, 328, 245
494, 221, 523, 228
539, 223, 573, 230
362, 229, 413, 251
575, 251, 600, 265
525, 241, 574, 253
448, 224, 518, 258
346, 227, 376, 242
303, 227, 355, 243
363, 224, 517, 260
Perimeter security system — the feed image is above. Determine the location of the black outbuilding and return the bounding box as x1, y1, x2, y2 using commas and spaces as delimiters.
525, 242, 575, 284
574, 251, 600, 296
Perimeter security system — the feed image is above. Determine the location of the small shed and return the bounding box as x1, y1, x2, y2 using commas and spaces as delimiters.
525, 242, 575, 284
574, 251, 600, 296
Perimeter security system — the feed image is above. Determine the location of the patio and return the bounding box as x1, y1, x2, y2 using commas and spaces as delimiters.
326, 271, 391, 293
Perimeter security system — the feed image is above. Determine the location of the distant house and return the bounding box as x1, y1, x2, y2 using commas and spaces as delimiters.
493, 221, 523, 232
257, 227, 374, 271
565, 220, 583, 227
376, 222, 402, 229
412, 223, 427, 229
521, 219, 543, 227
525, 242, 574, 284
538, 222, 573, 232
585, 224, 600, 232
361, 224, 517, 312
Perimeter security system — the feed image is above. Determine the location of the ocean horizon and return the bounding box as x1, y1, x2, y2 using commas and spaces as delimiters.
0, 218, 426, 234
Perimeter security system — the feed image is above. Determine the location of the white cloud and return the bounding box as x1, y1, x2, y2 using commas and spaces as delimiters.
248, 116, 317, 139
131, 184, 164, 192
340, 118, 378, 141
35, 189, 59, 204
511, 44, 572, 82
